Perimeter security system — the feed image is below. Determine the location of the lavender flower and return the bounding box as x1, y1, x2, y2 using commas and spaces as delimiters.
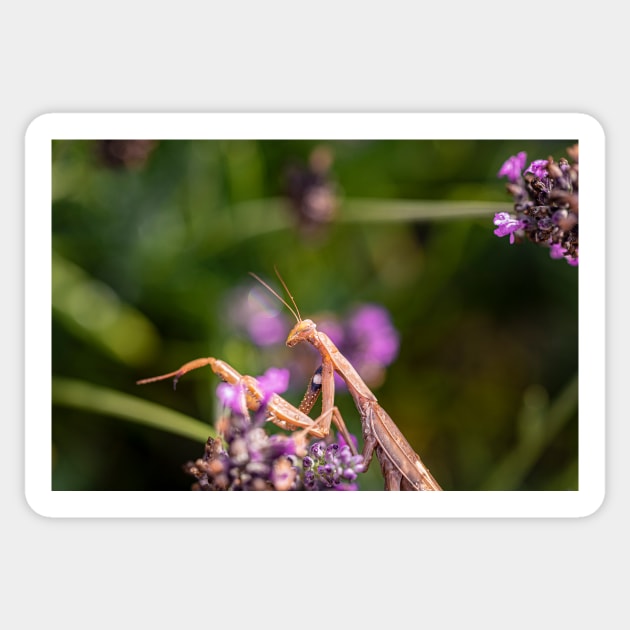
183, 416, 303, 491
247, 314, 287, 347
493, 145, 579, 266
524, 159, 549, 179
319, 304, 400, 388
225, 285, 289, 347
216, 381, 248, 416
493, 212, 526, 245
185, 373, 300, 491
302, 440, 366, 490
347, 304, 400, 366
216, 367, 290, 414
183, 365, 364, 491
257, 367, 290, 405
497, 151, 527, 182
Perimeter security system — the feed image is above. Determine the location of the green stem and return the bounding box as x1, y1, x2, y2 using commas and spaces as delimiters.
52, 378, 214, 443
340, 198, 506, 223
206, 197, 505, 253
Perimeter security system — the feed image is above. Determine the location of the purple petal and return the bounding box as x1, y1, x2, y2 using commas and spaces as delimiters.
216, 382, 247, 415
525, 159, 549, 179
497, 152, 527, 182
493, 212, 525, 244
318, 319, 345, 346
347, 304, 400, 367
267, 434, 298, 458
337, 432, 359, 452
247, 314, 287, 346
257, 367, 290, 402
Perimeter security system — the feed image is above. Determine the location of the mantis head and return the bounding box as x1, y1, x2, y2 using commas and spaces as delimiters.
286, 319, 317, 347
250, 269, 317, 347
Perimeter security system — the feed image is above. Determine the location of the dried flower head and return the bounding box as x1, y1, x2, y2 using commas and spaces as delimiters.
97, 140, 158, 170
285, 146, 338, 236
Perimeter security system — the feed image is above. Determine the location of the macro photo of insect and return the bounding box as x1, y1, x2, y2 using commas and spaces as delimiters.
52, 138, 578, 491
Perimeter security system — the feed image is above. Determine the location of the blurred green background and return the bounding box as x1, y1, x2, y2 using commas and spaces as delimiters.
51, 138, 578, 491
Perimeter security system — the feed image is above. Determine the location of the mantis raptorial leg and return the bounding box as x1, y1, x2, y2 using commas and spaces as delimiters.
136, 357, 357, 453
251, 271, 442, 491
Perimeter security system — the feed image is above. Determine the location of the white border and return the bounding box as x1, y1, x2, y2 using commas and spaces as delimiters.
26, 113, 605, 518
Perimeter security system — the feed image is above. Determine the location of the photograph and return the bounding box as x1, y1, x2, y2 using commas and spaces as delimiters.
45, 125, 581, 498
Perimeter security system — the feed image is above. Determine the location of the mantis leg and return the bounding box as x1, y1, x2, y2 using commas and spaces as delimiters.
297, 363, 358, 455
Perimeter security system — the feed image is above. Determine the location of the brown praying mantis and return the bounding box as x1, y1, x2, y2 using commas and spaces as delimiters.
137, 272, 442, 491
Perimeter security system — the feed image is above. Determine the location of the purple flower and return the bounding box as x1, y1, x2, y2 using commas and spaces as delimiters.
493, 212, 525, 244
314, 304, 400, 389
226, 285, 289, 347
302, 438, 365, 490
257, 367, 290, 403
318, 319, 345, 346
525, 159, 549, 179
549, 243, 566, 259
267, 434, 298, 458
497, 152, 527, 182
348, 304, 400, 366
216, 367, 289, 415
337, 431, 359, 452
493, 146, 579, 266
247, 314, 287, 346
309, 442, 325, 459
216, 381, 247, 416
186, 399, 303, 490
550, 243, 579, 266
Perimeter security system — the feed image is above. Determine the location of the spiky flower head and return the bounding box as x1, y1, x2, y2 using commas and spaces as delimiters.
183, 367, 365, 490
302, 441, 366, 490
494, 145, 578, 265
184, 368, 301, 491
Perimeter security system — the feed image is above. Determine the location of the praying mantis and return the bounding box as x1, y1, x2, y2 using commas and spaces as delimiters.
137, 272, 442, 491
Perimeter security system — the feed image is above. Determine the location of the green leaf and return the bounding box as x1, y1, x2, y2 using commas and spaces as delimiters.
52, 378, 214, 443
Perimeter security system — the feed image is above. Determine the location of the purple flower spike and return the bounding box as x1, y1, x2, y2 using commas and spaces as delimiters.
525, 159, 549, 179
493, 212, 525, 244
497, 152, 527, 182
492, 145, 578, 267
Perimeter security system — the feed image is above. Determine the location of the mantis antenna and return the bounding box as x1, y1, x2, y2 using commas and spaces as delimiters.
249, 269, 302, 324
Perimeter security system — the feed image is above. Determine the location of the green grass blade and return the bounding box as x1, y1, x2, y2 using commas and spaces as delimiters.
52, 377, 214, 443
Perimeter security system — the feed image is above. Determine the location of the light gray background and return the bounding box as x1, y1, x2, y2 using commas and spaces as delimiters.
7, 2, 626, 628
